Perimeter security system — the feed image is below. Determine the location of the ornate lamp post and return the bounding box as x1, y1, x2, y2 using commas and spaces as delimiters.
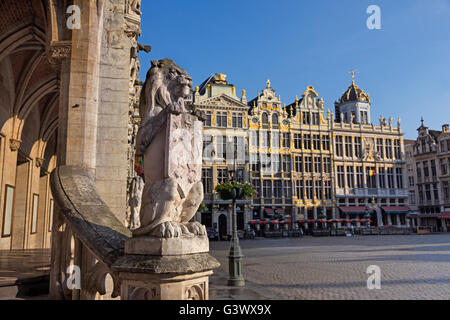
227, 158, 245, 287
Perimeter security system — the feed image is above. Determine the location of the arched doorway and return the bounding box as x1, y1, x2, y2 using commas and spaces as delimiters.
218, 214, 227, 240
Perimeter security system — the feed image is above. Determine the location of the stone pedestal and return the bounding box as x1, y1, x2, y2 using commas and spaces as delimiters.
125, 235, 209, 256
112, 251, 220, 300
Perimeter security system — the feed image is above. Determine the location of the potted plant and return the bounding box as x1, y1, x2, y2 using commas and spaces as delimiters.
215, 181, 257, 200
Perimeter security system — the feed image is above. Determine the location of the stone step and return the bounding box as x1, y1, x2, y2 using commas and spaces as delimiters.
0, 275, 49, 300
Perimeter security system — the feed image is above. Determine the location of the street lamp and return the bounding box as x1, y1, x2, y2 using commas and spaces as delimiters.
227, 158, 245, 287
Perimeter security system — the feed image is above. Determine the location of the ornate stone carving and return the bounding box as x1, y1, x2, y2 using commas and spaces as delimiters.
35, 157, 44, 168
133, 59, 205, 239
9, 138, 21, 151
47, 41, 72, 65
127, 175, 144, 229
185, 284, 205, 300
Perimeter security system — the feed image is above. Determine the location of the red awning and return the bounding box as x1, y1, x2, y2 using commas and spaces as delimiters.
339, 206, 370, 214
265, 208, 274, 214
381, 206, 411, 214
438, 212, 450, 219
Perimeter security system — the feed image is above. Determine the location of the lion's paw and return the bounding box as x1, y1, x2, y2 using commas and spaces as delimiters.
186, 222, 206, 236
150, 221, 182, 238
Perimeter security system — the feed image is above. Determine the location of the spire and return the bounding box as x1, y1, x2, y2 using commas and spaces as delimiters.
350, 70, 357, 84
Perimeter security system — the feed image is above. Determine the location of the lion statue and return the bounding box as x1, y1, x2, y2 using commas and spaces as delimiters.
133, 58, 206, 238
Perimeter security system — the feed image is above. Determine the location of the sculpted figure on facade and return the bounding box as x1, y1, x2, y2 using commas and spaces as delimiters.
128, 175, 144, 229
134, 59, 206, 238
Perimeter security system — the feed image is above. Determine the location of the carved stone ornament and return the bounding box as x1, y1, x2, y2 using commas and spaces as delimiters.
9, 138, 21, 151
48, 41, 72, 64
35, 157, 44, 168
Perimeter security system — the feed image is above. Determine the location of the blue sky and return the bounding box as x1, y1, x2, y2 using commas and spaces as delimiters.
138, 0, 450, 139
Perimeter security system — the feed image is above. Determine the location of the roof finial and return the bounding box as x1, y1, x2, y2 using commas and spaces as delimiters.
420, 117, 424, 126
266, 79, 271, 88
349, 70, 357, 84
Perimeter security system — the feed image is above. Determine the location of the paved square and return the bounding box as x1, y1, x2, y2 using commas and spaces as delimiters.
209, 234, 450, 300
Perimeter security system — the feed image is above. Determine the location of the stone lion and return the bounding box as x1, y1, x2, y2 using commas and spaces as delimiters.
133, 59, 205, 238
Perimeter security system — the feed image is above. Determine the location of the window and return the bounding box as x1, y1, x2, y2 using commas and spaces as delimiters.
282, 155, 291, 172
203, 135, 212, 159
346, 166, 354, 188
396, 168, 404, 189
394, 140, 401, 159
217, 135, 228, 161
315, 180, 322, 199
385, 139, 393, 159
282, 133, 290, 148
2, 185, 15, 237
311, 113, 319, 125
423, 161, 429, 177
272, 114, 279, 125
261, 154, 272, 174
345, 136, 353, 157
48, 199, 54, 232
356, 167, 363, 188
379, 167, 386, 188
408, 176, 414, 187
322, 135, 330, 151
324, 157, 331, 173
324, 181, 332, 199
305, 180, 313, 199
274, 181, 282, 198
440, 159, 448, 176
303, 134, 311, 149
337, 166, 345, 188
418, 185, 424, 202
355, 137, 362, 158
302, 112, 310, 125
305, 156, 312, 173
232, 112, 243, 128
313, 135, 320, 150
217, 112, 228, 127
314, 156, 321, 173
217, 168, 228, 184
205, 111, 212, 126
283, 181, 292, 198
296, 180, 304, 199
433, 183, 439, 201
377, 139, 384, 158
387, 168, 394, 188
250, 153, 259, 171
30, 194, 39, 234
253, 180, 261, 196
271, 154, 280, 173
250, 131, 259, 147
262, 112, 269, 124
335, 136, 343, 157
202, 168, 213, 194
294, 134, 301, 149
366, 167, 376, 188
444, 181, 449, 199
416, 162, 422, 179
431, 160, 437, 177
409, 190, 416, 205
295, 156, 303, 173
272, 131, 280, 149
263, 181, 272, 198
425, 184, 431, 201
262, 131, 270, 147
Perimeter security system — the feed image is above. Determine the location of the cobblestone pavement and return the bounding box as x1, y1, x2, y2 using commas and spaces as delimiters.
209, 234, 450, 300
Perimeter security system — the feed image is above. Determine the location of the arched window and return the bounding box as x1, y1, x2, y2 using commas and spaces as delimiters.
272, 113, 279, 125
262, 112, 268, 124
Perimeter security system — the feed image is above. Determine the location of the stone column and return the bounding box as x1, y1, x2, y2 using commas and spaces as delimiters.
387, 213, 392, 226
313, 207, 318, 229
